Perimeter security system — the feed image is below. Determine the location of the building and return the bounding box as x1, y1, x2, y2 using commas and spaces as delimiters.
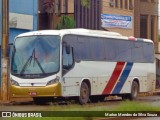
74, 0, 101, 30
102, 0, 159, 52
9, 0, 38, 43
60, 0, 158, 52
0, 0, 38, 43
38, 0, 74, 30
102, 0, 160, 87
38, 0, 101, 30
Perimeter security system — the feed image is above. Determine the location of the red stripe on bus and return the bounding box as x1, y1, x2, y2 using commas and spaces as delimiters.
102, 62, 125, 94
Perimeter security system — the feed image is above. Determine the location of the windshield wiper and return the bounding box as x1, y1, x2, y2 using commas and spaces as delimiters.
20, 48, 45, 75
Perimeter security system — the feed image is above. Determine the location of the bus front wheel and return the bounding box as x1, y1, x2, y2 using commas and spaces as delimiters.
78, 82, 90, 104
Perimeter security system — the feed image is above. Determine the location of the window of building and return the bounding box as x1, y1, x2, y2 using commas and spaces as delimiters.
151, 0, 155, 3
125, 0, 128, 9
62, 0, 68, 13
129, 0, 133, 10
115, 0, 118, 8
140, 0, 148, 2
109, 0, 114, 7
55, 0, 61, 14
140, 15, 148, 39
120, 0, 123, 9
151, 16, 155, 41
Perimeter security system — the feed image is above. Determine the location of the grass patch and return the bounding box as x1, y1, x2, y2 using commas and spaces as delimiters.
49, 101, 160, 111
7, 101, 160, 120
113, 101, 160, 111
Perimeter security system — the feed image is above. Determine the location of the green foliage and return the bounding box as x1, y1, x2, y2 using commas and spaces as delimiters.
56, 15, 75, 30
81, 0, 90, 8
158, 35, 160, 42
7, 101, 160, 120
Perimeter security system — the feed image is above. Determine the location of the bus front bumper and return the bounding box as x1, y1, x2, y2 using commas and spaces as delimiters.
10, 83, 61, 97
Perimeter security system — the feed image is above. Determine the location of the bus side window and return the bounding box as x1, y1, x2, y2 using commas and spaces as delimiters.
62, 44, 74, 70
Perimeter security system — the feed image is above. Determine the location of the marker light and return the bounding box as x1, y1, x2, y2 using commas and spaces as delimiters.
46, 76, 60, 86
11, 78, 20, 86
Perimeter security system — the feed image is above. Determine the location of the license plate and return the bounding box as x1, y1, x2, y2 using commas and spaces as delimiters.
29, 92, 37, 96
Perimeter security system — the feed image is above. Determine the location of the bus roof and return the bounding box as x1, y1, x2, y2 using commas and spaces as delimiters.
17, 28, 121, 37
16, 29, 153, 43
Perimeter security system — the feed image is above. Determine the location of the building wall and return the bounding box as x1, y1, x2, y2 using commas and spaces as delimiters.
0, 0, 38, 43
101, 0, 134, 36
38, 0, 74, 30
75, 0, 101, 30
101, 0, 158, 52
9, 0, 38, 43
134, 0, 159, 52
53, 0, 74, 29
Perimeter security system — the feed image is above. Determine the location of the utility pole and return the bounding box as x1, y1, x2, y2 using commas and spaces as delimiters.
1, 0, 9, 102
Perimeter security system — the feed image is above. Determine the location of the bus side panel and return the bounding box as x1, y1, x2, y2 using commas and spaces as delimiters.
91, 77, 109, 95
62, 77, 81, 97
120, 62, 156, 94
62, 61, 117, 97
62, 61, 156, 97
147, 72, 156, 91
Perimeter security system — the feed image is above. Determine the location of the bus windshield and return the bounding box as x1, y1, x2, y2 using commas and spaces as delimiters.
11, 35, 60, 78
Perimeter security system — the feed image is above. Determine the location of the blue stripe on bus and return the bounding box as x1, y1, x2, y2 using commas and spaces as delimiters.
112, 62, 133, 94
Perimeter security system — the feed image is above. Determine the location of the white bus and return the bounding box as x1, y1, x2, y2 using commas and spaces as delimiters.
10, 29, 156, 104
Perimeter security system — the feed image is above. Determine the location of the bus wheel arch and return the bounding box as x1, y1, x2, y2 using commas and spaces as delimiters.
78, 79, 91, 104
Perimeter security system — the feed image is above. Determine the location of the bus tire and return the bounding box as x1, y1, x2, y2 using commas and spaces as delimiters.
78, 82, 90, 104
129, 81, 139, 100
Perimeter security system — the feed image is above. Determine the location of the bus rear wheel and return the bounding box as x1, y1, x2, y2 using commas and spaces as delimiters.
78, 82, 90, 104
130, 81, 139, 100
122, 81, 139, 101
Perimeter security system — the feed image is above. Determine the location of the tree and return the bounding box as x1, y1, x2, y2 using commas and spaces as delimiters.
56, 15, 75, 29
43, 0, 90, 13
42, 0, 90, 29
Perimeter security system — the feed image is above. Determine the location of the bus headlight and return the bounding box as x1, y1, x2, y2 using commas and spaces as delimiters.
46, 76, 60, 86
11, 79, 20, 86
